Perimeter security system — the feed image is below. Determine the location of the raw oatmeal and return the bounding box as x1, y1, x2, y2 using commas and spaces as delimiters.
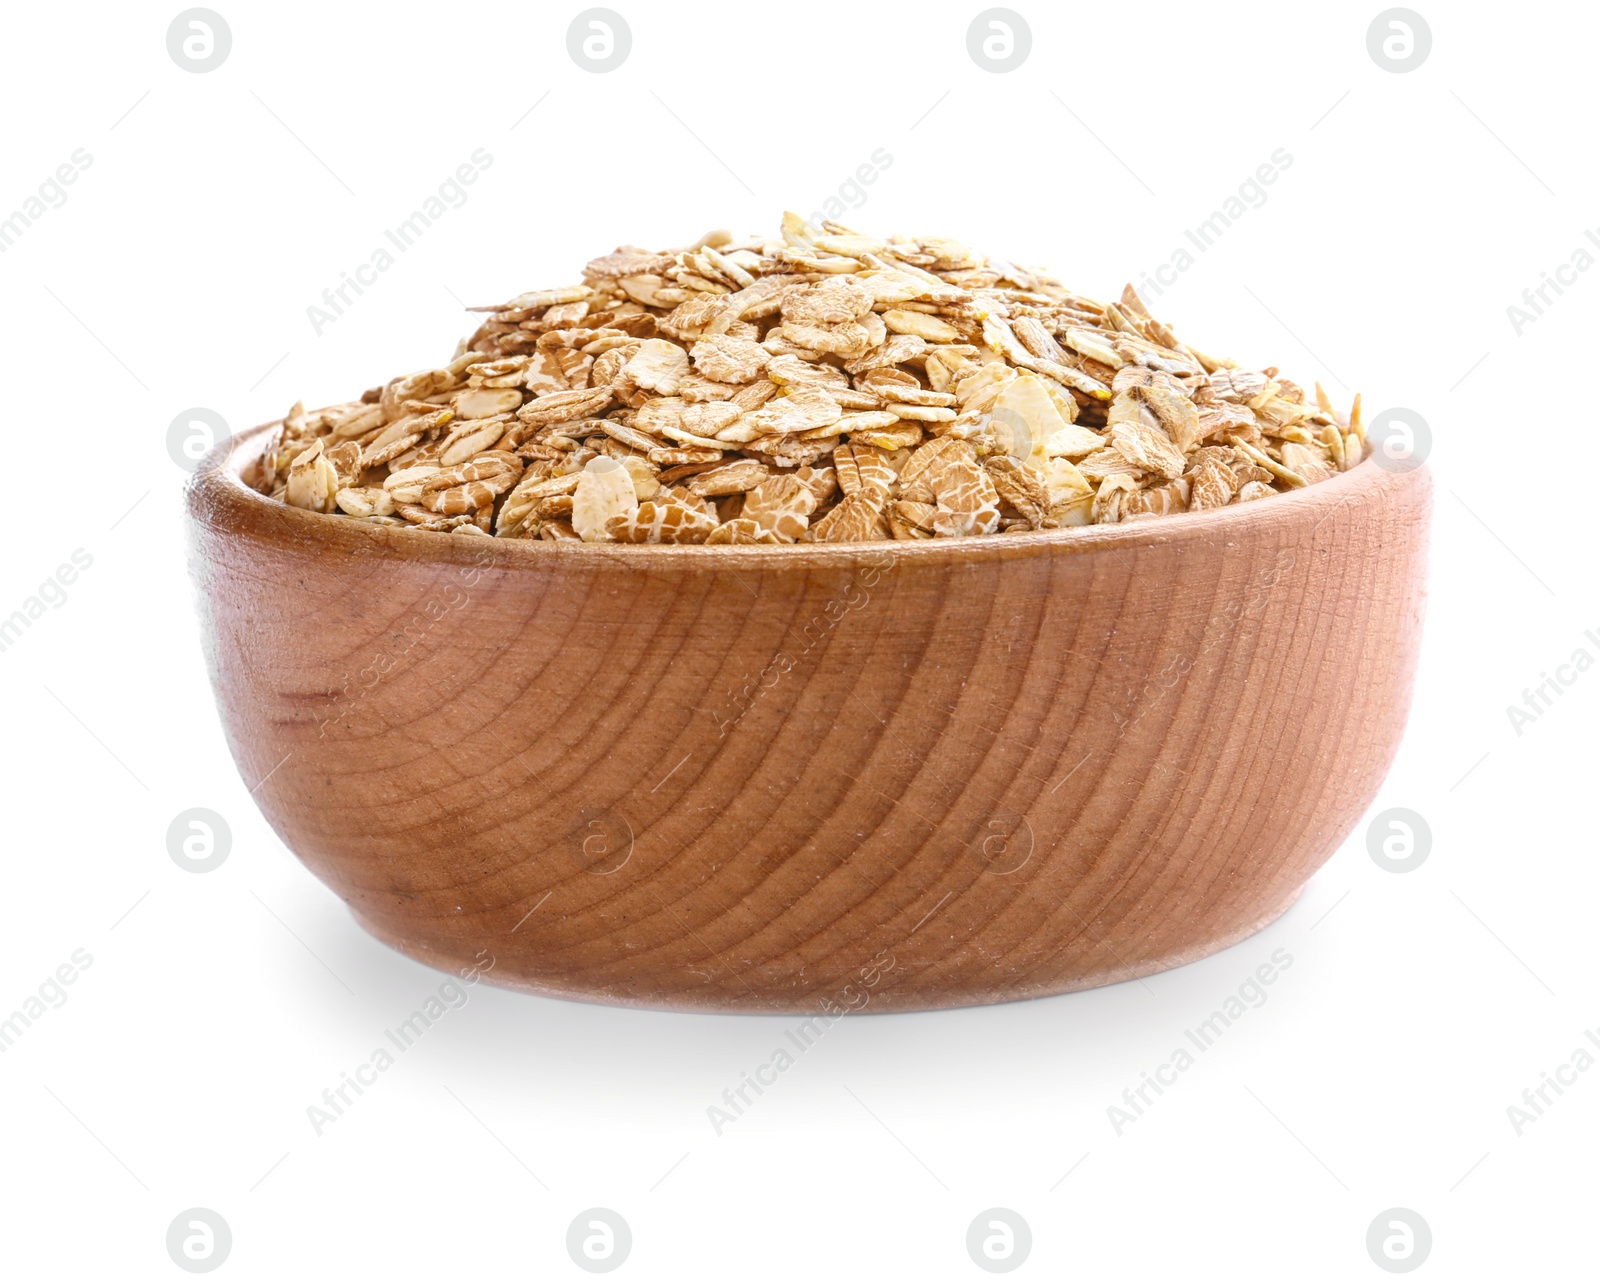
257, 213, 1366, 543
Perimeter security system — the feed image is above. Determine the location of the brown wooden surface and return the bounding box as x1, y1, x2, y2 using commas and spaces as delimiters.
186, 422, 1432, 1013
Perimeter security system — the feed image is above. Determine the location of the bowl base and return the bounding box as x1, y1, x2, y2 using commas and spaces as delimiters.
349, 883, 1306, 1015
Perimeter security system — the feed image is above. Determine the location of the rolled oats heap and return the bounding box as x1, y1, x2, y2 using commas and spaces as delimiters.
259, 212, 1367, 543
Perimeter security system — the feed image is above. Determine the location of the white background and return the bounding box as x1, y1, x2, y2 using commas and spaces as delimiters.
2, 0, 1595, 1277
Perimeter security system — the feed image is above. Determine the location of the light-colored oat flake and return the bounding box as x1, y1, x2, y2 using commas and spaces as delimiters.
258, 213, 1366, 543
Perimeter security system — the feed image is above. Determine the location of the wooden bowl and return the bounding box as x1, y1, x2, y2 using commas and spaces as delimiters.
186, 422, 1431, 1013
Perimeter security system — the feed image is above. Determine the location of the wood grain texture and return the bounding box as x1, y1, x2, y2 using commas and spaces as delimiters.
187, 422, 1432, 1013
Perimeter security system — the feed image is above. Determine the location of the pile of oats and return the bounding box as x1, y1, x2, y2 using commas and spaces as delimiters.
260, 212, 1366, 543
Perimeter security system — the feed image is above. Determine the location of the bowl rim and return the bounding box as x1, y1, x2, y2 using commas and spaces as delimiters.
189, 417, 1414, 571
